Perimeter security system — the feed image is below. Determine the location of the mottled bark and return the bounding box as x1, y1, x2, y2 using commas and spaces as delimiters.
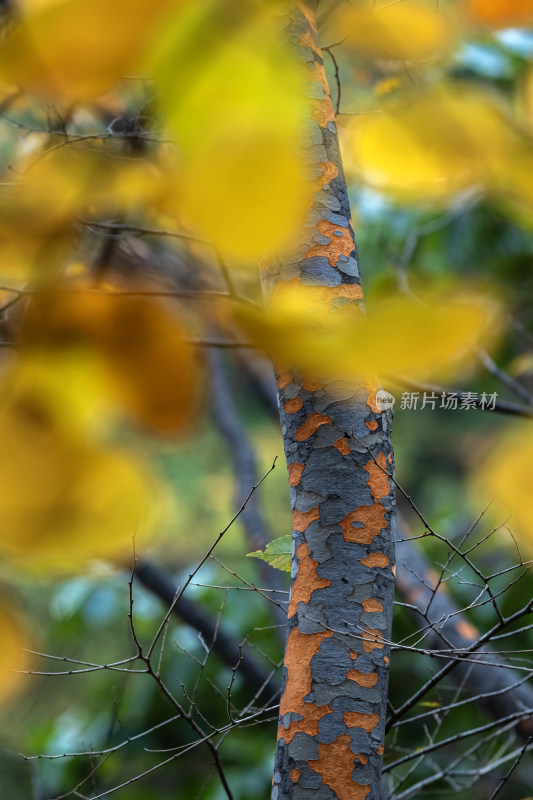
262, 4, 396, 799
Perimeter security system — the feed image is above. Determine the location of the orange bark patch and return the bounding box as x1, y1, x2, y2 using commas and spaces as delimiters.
314, 161, 339, 192
303, 376, 324, 392
311, 96, 336, 126
344, 711, 380, 732
277, 369, 293, 390
309, 735, 371, 800
279, 628, 333, 743
361, 628, 385, 653
378, 745, 384, 755
295, 412, 332, 441
284, 397, 303, 414
293, 507, 320, 532
349, 650, 359, 660
365, 420, 378, 431
271, 278, 362, 309
347, 670, 378, 687
306, 219, 355, 268
298, 2, 318, 34
362, 598, 384, 613
456, 620, 480, 640
364, 453, 390, 501
384, 656, 390, 665
330, 284, 363, 301
288, 543, 331, 618
340, 505, 387, 544
334, 437, 351, 455
360, 553, 390, 568
290, 769, 301, 783
288, 462, 305, 487
365, 383, 381, 413
298, 29, 321, 58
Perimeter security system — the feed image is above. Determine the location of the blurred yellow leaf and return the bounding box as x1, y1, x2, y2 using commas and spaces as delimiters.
464, 0, 533, 29
21, 284, 201, 436
0, 600, 31, 705
474, 425, 533, 544
345, 84, 517, 203
519, 65, 533, 134
151, 0, 310, 262
0, 365, 159, 571
508, 352, 533, 378
330, 0, 458, 62
233, 284, 498, 381
0, 0, 179, 100
0, 351, 112, 445
0, 149, 161, 283
487, 138, 533, 227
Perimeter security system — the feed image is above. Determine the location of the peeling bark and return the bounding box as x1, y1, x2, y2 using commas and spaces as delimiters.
261, 4, 396, 799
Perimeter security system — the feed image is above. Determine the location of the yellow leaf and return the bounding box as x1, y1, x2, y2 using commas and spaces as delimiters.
233, 284, 498, 382
474, 426, 533, 544
345, 84, 518, 203
508, 352, 533, 378
519, 65, 533, 134
151, 0, 311, 262
487, 138, 533, 228
21, 283, 201, 436
0, 351, 112, 445
0, 600, 31, 705
0, 0, 179, 100
175, 137, 309, 263
0, 370, 159, 571
331, 0, 458, 63
463, 0, 533, 29
0, 150, 161, 283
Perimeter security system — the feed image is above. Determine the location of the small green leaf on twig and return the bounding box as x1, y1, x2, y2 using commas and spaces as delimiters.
247, 535, 292, 572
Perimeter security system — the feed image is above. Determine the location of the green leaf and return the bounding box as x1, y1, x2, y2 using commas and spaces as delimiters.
247, 535, 292, 572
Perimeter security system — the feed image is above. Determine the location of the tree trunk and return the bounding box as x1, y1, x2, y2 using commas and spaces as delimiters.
260, 4, 396, 799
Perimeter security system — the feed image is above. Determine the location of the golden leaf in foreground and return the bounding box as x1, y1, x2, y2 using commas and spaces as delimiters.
0, 0, 179, 100
0, 150, 161, 284
474, 426, 533, 544
345, 84, 517, 203
330, 0, 458, 63
21, 285, 201, 436
152, 0, 310, 262
0, 378, 156, 572
233, 285, 498, 382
